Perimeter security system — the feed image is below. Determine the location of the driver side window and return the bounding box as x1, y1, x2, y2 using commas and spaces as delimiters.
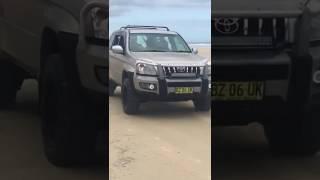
112, 35, 125, 49
136, 36, 147, 48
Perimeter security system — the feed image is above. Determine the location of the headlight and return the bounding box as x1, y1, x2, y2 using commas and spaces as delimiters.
136, 63, 158, 75
91, 7, 107, 40
205, 63, 211, 75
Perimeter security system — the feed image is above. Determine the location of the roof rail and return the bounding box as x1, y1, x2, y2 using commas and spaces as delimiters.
120, 25, 170, 31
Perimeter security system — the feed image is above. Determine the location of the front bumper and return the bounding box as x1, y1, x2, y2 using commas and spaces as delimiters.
212, 51, 292, 124
133, 74, 210, 101
77, 45, 107, 95
212, 52, 320, 125
213, 97, 287, 125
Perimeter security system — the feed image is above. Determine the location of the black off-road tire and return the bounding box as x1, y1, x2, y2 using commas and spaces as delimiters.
40, 54, 97, 167
263, 106, 320, 157
121, 78, 140, 114
0, 61, 24, 108
109, 80, 117, 96
193, 96, 211, 111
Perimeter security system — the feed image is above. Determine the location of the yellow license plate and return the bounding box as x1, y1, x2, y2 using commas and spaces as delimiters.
175, 87, 193, 94
212, 81, 264, 101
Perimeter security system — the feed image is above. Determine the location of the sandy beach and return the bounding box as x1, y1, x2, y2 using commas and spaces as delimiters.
109, 48, 211, 180
198, 47, 211, 59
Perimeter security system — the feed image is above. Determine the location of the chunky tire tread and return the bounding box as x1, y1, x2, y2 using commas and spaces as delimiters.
40, 54, 97, 167
264, 107, 320, 157
193, 96, 211, 112
121, 78, 140, 114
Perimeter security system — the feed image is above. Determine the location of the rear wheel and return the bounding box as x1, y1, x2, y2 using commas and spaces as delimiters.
109, 80, 117, 96
40, 54, 97, 167
0, 60, 24, 108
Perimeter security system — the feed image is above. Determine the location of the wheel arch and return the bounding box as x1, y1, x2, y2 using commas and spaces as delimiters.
122, 71, 134, 82
40, 4, 80, 71
44, 5, 79, 35
40, 26, 81, 89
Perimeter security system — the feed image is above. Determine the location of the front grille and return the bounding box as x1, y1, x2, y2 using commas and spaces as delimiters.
213, 17, 290, 49
167, 82, 202, 87
162, 66, 202, 78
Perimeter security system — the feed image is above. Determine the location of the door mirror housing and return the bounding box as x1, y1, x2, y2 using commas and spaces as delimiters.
192, 48, 198, 54
112, 45, 124, 54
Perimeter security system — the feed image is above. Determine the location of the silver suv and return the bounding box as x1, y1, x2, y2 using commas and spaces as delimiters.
109, 26, 211, 114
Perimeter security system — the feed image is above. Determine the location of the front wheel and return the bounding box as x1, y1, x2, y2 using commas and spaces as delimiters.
263, 106, 320, 156
40, 54, 97, 167
121, 78, 140, 114
193, 96, 211, 111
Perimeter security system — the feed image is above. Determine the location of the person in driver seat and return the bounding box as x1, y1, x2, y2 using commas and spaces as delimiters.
131, 35, 145, 51
157, 37, 170, 51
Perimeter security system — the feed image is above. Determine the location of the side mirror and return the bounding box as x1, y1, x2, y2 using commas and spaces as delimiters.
192, 48, 198, 54
112, 45, 124, 54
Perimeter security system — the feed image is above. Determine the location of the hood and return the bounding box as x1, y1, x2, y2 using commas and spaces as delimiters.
213, 0, 306, 16
131, 52, 209, 66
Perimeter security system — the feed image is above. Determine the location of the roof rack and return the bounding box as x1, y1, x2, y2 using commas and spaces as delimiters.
120, 25, 170, 31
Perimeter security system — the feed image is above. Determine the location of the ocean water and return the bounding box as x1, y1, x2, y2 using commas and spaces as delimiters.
189, 43, 211, 48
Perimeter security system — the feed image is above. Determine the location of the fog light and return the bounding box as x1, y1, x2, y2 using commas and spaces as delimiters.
149, 84, 155, 90
139, 82, 157, 91
313, 71, 320, 84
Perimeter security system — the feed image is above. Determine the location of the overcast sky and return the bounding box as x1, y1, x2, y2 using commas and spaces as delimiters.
109, 0, 211, 43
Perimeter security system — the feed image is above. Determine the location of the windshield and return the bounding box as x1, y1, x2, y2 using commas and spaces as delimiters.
129, 33, 191, 53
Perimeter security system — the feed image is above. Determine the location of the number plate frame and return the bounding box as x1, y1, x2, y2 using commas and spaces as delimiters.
175, 87, 193, 94
212, 81, 265, 101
